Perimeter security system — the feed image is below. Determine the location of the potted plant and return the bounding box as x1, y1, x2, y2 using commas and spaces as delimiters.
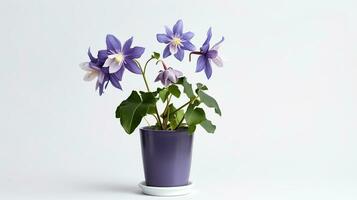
79, 19, 224, 196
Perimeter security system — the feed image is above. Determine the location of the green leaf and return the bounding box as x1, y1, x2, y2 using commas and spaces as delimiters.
116, 91, 157, 134
196, 83, 208, 91
168, 105, 185, 130
168, 85, 181, 98
200, 119, 216, 133
177, 77, 195, 99
197, 90, 222, 116
159, 88, 169, 102
151, 52, 160, 59
188, 125, 196, 134
185, 105, 206, 125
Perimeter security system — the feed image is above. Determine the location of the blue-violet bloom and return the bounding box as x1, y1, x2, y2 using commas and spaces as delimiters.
156, 19, 196, 61
103, 34, 145, 74
80, 48, 124, 96
195, 28, 224, 79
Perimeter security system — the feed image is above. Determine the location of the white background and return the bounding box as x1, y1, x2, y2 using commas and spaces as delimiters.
0, 0, 356, 199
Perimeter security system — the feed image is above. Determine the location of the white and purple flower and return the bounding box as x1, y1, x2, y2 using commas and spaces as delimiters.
80, 49, 107, 95
156, 19, 196, 61
193, 28, 224, 79
80, 48, 125, 95
154, 62, 183, 86
103, 34, 145, 74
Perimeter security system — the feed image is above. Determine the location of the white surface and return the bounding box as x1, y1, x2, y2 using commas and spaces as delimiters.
138, 182, 193, 196
1, 0, 357, 199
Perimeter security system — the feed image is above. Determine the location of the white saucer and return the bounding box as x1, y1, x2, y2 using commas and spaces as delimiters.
138, 181, 194, 196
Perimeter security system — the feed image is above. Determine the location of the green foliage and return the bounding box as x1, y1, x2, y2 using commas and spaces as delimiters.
159, 88, 169, 102
185, 105, 206, 125
168, 104, 184, 130
177, 77, 195, 99
151, 52, 160, 60
116, 91, 157, 134
188, 125, 196, 134
168, 85, 181, 98
115, 77, 221, 135
200, 119, 216, 133
197, 90, 222, 116
184, 103, 206, 133
196, 83, 208, 91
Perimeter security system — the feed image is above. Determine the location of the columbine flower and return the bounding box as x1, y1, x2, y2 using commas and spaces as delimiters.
192, 28, 224, 79
80, 48, 106, 93
103, 34, 145, 74
156, 19, 196, 61
80, 48, 124, 96
154, 61, 183, 86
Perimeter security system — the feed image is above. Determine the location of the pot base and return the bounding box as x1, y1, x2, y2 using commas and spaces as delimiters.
138, 181, 194, 196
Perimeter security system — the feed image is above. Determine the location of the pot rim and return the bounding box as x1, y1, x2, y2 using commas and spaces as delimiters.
140, 126, 188, 133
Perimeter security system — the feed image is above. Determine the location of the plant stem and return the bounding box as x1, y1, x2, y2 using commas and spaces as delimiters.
161, 94, 172, 130
173, 96, 199, 130
171, 96, 198, 115
189, 51, 202, 62
174, 114, 185, 130
143, 57, 153, 74
136, 59, 163, 129
143, 117, 151, 126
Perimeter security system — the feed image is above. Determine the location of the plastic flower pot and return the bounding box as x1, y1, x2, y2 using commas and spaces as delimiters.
140, 126, 193, 187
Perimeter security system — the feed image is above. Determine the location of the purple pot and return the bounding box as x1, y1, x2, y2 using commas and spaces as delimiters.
140, 126, 194, 187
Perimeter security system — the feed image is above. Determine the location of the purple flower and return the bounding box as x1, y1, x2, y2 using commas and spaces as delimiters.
80, 48, 124, 96
155, 65, 183, 86
195, 28, 224, 79
156, 19, 196, 61
80, 49, 106, 94
103, 34, 145, 74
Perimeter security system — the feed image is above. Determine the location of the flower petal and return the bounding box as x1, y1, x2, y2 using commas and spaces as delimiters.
163, 70, 171, 86
212, 37, 225, 50
106, 34, 121, 52
126, 47, 145, 59
196, 56, 206, 72
172, 69, 183, 78
124, 59, 142, 74
201, 27, 212, 52
83, 71, 98, 81
156, 34, 171, 43
79, 62, 91, 71
154, 71, 164, 82
109, 62, 122, 74
97, 50, 108, 64
103, 58, 113, 68
182, 41, 196, 51
114, 66, 125, 81
163, 45, 171, 58
98, 72, 105, 83
182, 31, 194, 40
98, 81, 105, 96
204, 60, 213, 79
108, 54, 116, 59
167, 70, 177, 83
212, 56, 223, 67
110, 75, 122, 89
174, 48, 184, 61
169, 44, 178, 54
165, 26, 174, 37
206, 50, 218, 59
87, 48, 97, 63
122, 37, 133, 52
173, 19, 183, 35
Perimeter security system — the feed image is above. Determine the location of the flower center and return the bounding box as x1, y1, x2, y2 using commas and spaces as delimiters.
171, 37, 182, 46
114, 53, 124, 63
